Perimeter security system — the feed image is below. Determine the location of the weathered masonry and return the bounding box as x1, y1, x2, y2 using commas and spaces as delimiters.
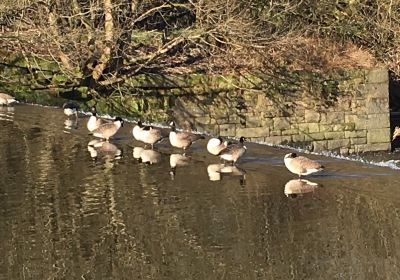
124, 68, 391, 154
0, 55, 392, 154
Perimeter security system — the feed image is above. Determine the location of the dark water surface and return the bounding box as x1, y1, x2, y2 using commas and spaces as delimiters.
1, 104, 400, 279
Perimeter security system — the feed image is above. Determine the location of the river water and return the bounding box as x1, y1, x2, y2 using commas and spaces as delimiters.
1, 104, 400, 279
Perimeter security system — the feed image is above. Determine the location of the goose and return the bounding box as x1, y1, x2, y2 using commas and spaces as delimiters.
284, 153, 324, 178
218, 136, 247, 164
91, 117, 124, 141
87, 107, 110, 132
0, 93, 17, 106
284, 179, 320, 198
133, 120, 165, 148
392, 126, 400, 141
207, 136, 229, 155
62, 102, 79, 118
169, 121, 205, 150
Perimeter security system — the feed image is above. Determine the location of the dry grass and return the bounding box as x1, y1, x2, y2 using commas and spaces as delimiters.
192, 36, 378, 75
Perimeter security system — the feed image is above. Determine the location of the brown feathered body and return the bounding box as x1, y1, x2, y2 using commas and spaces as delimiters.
284, 153, 324, 177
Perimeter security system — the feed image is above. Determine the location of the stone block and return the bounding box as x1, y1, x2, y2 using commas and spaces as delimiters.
261, 118, 274, 127
328, 139, 350, 150
345, 114, 367, 130
308, 123, 320, 133
365, 68, 388, 84
196, 123, 219, 135
323, 112, 345, 124
270, 130, 282, 136
245, 117, 261, 127
312, 141, 328, 152
364, 143, 391, 152
282, 129, 299, 136
354, 144, 366, 153
340, 148, 349, 155
195, 116, 211, 124
264, 135, 291, 145
319, 124, 333, 132
305, 110, 321, 122
305, 133, 325, 141
358, 83, 388, 100
297, 123, 310, 133
291, 134, 305, 142
236, 127, 269, 137
350, 137, 367, 145
324, 131, 345, 140
366, 97, 389, 114
345, 130, 367, 138
367, 128, 390, 143
367, 113, 390, 129
273, 117, 291, 130
219, 124, 236, 137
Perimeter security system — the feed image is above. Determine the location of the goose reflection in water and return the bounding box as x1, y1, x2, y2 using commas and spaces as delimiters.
0, 106, 15, 122
284, 179, 320, 198
207, 163, 246, 185
63, 118, 78, 133
169, 153, 192, 179
132, 147, 161, 164
87, 139, 122, 160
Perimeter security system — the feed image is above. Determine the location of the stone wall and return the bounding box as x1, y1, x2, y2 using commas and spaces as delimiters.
128, 69, 390, 154
0, 55, 391, 153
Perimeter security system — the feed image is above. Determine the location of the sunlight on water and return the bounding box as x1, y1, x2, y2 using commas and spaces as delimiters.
1, 104, 400, 279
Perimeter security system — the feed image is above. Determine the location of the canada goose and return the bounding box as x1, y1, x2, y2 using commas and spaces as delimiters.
133, 120, 165, 148
169, 153, 192, 178
218, 136, 247, 164
207, 136, 229, 155
87, 140, 122, 159
169, 121, 205, 150
393, 126, 400, 141
284, 179, 320, 198
62, 102, 79, 117
91, 116, 124, 141
0, 93, 17, 106
284, 153, 324, 178
87, 107, 110, 132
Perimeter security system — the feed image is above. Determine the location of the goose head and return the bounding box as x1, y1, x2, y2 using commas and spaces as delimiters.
114, 116, 124, 127
169, 121, 176, 131
284, 152, 297, 159
90, 107, 97, 116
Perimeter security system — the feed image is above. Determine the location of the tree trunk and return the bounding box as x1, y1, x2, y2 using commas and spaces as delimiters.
92, 0, 114, 81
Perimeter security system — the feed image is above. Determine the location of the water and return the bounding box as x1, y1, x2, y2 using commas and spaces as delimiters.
1, 104, 400, 279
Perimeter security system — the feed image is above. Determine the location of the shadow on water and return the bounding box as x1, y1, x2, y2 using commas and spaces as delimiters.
2, 104, 400, 279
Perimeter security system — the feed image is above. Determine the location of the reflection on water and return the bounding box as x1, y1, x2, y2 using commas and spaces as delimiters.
284, 179, 320, 198
169, 153, 192, 179
207, 163, 246, 185
87, 139, 122, 160
132, 147, 161, 164
64, 118, 78, 132
2, 104, 400, 279
0, 106, 14, 121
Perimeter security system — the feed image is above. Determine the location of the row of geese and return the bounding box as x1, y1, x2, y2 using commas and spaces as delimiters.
63, 102, 325, 179
0, 92, 326, 179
